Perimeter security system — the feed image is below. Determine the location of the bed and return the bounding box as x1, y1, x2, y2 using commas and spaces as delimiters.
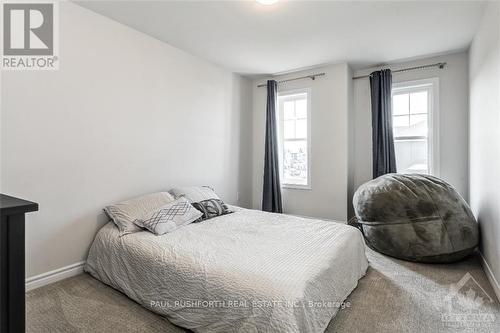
85, 206, 368, 333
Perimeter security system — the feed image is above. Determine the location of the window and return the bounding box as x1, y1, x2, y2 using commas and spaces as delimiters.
278, 89, 311, 189
391, 78, 439, 175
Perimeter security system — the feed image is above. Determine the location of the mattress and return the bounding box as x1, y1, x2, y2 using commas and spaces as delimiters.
85, 206, 368, 333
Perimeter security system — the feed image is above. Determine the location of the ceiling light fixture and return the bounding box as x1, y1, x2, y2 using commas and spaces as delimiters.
256, 0, 279, 5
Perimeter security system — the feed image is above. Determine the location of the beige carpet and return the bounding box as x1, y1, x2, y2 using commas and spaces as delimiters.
27, 249, 500, 332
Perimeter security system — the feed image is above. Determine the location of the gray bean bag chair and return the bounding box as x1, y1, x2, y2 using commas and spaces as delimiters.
353, 174, 478, 263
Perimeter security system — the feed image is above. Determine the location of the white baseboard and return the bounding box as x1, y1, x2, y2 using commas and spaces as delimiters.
479, 252, 500, 302
26, 261, 86, 292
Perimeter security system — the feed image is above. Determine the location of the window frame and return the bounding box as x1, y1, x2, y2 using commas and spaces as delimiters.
391, 78, 440, 176
277, 88, 312, 190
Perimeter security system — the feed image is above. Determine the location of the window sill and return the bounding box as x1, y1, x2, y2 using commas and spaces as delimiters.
281, 184, 312, 190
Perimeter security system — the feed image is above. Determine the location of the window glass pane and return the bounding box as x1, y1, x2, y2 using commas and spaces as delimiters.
283, 140, 308, 185
410, 91, 428, 114
295, 99, 307, 118
279, 90, 310, 187
283, 101, 295, 120
392, 83, 433, 175
394, 115, 428, 137
284, 120, 295, 139
393, 114, 409, 126
409, 114, 428, 137
393, 93, 409, 115
394, 139, 428, 174
296, 119, 307, 139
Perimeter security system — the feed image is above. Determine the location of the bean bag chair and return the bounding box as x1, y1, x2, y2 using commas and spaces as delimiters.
353, 174, 478, 263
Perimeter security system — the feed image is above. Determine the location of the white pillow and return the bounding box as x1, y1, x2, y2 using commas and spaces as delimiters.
133, 197, 202, 235
104, 192, 174, 236
169, 186, 220, 203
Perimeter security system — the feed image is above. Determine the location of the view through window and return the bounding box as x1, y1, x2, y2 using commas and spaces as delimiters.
392, 80, 436, 174
278, 89, 310, 188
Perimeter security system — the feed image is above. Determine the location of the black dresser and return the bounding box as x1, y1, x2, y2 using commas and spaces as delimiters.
0, 194, 38, 333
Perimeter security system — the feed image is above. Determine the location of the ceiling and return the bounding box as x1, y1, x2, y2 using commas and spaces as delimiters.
76, 1, 485, 76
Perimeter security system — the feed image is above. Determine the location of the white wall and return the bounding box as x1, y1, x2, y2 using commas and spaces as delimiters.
252, 64, 351, 221
0, 2, 253, 278
469, 2, 500, 295
351, 52, 470, 216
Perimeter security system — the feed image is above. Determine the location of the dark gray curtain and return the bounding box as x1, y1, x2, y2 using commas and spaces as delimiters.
262, 80, 283, 213
370, 69, 397, 178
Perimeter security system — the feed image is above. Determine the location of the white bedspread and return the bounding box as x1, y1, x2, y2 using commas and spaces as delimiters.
85, 207, 368, 333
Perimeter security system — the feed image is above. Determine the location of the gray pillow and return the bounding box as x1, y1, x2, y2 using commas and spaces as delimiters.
133, 197, 202, 235
104, 192, 174, 236
169, 186, 232, 221
192, 199, 232, 221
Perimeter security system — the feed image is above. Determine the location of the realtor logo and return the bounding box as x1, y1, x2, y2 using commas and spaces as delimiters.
1, 1, 59, 70
3, 3, 53, 55
441, 272, 496, 328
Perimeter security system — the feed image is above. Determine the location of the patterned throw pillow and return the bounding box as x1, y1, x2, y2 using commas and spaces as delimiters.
169, 186, 232, 221
192, 199, 232, 221
133, 197, 202, 235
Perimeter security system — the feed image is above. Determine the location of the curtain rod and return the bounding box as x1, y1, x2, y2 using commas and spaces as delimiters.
257, 72, 326, 87
352, 62, 446, 80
